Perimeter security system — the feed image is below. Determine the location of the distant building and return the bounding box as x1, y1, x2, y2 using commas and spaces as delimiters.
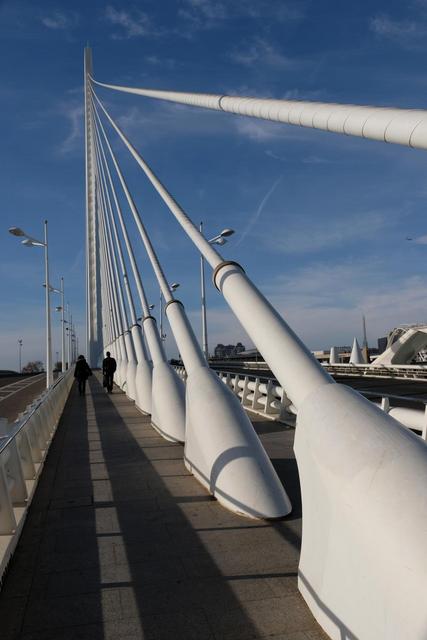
213, 342, 247, 358
235, 342, 245, 354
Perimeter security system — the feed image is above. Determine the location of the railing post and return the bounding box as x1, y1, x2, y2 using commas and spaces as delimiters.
241, 375, 250, 407
422, 406, 427, 441
381, 396, 390, 413
0, 453, 16, 534
264, 380, 276, 416
252, 377, 263, 411
0, 420, 27, 504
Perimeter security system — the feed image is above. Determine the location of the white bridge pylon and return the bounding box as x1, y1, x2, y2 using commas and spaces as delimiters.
85, 49, 427, 639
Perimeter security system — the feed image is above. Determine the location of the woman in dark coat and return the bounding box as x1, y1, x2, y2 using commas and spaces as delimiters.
74, 355, 92, 396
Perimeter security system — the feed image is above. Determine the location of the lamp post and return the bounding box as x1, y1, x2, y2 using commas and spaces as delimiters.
159, 283, 179, 342
51, 277, 66, 372
18, 338, 23, 373
199, 224, 234, 359
9, 221, 53, 388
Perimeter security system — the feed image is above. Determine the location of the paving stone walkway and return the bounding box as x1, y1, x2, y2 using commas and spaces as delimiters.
0, 373, 328, 640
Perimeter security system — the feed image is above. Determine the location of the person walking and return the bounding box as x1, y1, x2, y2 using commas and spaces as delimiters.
102, 351, 117, 394
74, 355, 92, 396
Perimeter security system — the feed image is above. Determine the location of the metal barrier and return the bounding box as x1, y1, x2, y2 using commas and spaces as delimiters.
211, 359, 427, 381
324, 362, 427, 380
0, 369, 74, 584
175, 366, 427, 440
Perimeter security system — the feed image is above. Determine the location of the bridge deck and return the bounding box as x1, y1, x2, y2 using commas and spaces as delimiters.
0, 374, 327, 640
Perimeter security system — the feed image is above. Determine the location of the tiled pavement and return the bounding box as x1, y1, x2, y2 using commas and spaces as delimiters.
0, 373, 328, 640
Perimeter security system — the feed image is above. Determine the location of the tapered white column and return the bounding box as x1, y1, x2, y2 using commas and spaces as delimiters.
84, 47, 103, 365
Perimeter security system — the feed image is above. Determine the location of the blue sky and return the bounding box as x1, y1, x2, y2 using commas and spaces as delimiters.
2, 0, 427, 370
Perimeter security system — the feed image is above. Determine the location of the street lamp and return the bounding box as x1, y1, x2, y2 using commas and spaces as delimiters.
18, 338, 23, 374
199, 223, 235, 358
9, 221, 53, 388
47, 277, 66, 373
160, 283, 180, 342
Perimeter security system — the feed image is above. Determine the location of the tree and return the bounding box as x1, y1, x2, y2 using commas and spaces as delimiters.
22, 361, 44, 374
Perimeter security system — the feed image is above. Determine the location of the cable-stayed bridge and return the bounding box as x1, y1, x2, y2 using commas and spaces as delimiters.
0, 48, 426, 640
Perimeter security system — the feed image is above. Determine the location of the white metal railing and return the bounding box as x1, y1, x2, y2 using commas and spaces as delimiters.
175, 366, 427, 440
324, 362, 427, 380
211, 359, 427, 380
0, 368, 74, 584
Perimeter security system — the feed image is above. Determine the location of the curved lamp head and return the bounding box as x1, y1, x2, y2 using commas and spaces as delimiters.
220, 228, 235, 238
8, 227, 26, 237
170, 282, 180, 291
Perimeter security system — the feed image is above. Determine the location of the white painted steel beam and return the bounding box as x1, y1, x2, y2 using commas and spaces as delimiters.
91, 76, 427, 151
93, 126, 138, 398
92, 99, 185, 442
89, 80, 427, 634
91, 86, 333, 411
93, 123, 152, 409
92, 92, 292, 519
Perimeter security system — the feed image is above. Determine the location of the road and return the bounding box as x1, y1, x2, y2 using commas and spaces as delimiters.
0, 373, 47, 423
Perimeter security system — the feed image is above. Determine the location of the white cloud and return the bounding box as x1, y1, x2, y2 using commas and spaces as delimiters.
236, 175, 283, 246
116, 102, 230, 141
184, 0, 227, 20
370, 14, 427, 47
105, 5, 153, 39
182, 259, 427, 355
41, 11, 78, 30
179, 0, 304, 31
233, 118, 285, 141
230, 38, 296, 69
260, 210, 389, 254
145, 55, 176, 69
58, 103, 84, 155
262, 262, 427, 349
412, 234, 427, 244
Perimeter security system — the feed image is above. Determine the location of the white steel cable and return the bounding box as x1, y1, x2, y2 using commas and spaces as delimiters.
92, 95, 207, 371
92, 96, 174, 303
92, 101, 154, 319
90, 84, 333, 408
93, 123, 138, 326
98, 199, 115, 349
91, 87, 223, 271
96, 171, 124, 351
91, 96, 167, 365
94, 126, 131, 335
90, 75, 427, 151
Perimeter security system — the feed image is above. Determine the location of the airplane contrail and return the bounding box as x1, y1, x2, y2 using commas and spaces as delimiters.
235, 175, 283, 246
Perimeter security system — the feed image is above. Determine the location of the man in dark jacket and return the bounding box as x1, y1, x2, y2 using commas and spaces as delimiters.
102, 351, 117, 393
74, 355, 92, 396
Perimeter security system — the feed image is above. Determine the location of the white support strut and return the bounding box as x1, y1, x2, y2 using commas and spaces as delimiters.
92, 92, 292, 519
89, 75, 427, 640
91, 76, 427, 151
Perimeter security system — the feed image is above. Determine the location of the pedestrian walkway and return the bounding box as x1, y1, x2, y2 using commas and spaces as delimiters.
0, 373, 327, 640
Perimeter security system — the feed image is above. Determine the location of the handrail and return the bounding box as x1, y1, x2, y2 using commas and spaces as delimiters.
0, 367, 74, 583
0, 371, 67, 456
175, 365, 427, 438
